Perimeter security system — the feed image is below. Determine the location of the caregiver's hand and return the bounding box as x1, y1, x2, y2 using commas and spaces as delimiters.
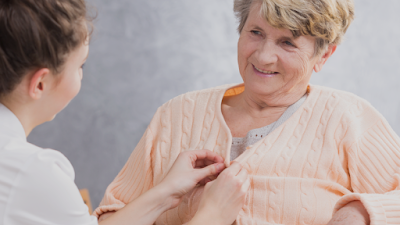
98, 149, 225, 224
158, 149, 226, 208
190, 162, 250, 225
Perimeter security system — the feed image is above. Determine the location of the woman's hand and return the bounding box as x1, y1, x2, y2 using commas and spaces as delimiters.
327, 201, 370, 225
189, 162, 250, 225
158, 149, 226, 209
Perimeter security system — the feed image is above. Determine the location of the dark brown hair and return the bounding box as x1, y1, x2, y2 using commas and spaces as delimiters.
0, 0, 94, 95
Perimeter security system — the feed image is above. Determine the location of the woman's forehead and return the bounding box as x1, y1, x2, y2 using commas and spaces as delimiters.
246, 8, 295, 39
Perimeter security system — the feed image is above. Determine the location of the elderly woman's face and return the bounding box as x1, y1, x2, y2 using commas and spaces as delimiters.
238, 2, 322, 98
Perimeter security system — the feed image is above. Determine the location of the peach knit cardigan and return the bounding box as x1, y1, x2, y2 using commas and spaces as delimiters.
95, 84, 400, 225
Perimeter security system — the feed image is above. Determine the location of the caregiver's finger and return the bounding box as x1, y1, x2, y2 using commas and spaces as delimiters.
188, 149, 224, 164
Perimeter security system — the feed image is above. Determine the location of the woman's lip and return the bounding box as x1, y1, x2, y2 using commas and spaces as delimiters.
252, 65, 279, 77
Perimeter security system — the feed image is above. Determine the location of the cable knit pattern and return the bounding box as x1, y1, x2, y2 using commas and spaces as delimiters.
95, 84, 400, 225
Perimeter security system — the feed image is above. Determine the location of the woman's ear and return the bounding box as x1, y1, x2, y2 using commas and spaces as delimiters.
314, 45, 337, 73
28, 68, 51, 100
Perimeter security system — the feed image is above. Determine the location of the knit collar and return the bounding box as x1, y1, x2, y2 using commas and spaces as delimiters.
0, 103, 26, 141
216, 83, 316, 165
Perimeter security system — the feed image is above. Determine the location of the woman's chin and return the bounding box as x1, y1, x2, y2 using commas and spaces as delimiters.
245, 81, 280, 96
244, 72, 282, 93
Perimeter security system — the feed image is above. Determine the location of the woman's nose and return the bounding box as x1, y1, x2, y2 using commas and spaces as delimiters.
255, 41, 278, 65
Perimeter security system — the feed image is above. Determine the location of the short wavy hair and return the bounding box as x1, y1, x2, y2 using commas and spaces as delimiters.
234, 0, 355, 55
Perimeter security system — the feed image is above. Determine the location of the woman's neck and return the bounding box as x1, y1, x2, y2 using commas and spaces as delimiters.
221, 86, 308, 137
238, 86, 307, 116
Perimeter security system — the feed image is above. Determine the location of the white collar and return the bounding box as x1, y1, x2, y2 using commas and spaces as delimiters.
0, 103, 26, 141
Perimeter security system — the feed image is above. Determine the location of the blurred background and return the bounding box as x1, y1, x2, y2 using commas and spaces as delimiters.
28, 0, 400, 208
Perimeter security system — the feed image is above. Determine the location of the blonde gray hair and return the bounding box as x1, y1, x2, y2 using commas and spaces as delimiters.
234, 0, 355, 55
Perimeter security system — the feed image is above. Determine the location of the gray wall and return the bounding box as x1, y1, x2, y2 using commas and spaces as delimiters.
28, 0, 400, 208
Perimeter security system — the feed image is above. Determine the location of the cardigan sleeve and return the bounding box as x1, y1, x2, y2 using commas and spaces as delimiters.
93, 108, 162, 218
333, 100, 400, 225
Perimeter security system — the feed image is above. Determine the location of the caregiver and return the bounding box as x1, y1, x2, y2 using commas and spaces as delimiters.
0, 0, 249, 224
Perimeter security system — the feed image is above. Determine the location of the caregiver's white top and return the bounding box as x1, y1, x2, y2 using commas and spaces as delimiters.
0, 104, 97, 224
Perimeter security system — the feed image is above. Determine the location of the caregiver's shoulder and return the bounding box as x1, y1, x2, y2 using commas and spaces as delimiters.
0, 142, 97, 224
0, 140, 76, 207
0, 140, 74, 182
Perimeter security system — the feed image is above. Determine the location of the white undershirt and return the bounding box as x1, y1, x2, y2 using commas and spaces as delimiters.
0, 104, 98, 225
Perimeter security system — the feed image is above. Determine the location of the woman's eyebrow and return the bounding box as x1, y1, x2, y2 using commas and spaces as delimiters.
280, 35, 296, 41
251, 25, 296, 40
251, 25, 264, 30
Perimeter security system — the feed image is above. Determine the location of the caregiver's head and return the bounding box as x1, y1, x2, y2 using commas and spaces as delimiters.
0, 0, 93, 133
233, 0, 354, 105
0, 0, 93, 95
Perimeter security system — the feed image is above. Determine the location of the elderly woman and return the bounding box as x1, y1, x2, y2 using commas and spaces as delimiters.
95, 0, 400, 224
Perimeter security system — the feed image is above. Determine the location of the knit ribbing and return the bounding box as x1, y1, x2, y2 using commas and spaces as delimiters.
94, 84, 400, 225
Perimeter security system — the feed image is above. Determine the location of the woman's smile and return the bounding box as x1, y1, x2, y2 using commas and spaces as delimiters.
252, 64, 279, 78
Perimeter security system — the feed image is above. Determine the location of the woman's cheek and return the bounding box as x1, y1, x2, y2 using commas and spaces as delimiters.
237, 53, 248, 81
237, 42, 246, 71
291, 52, 312, 81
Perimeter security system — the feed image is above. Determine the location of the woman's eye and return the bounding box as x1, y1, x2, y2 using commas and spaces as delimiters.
284, 41, 294, 47
250, 30, 262, 36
